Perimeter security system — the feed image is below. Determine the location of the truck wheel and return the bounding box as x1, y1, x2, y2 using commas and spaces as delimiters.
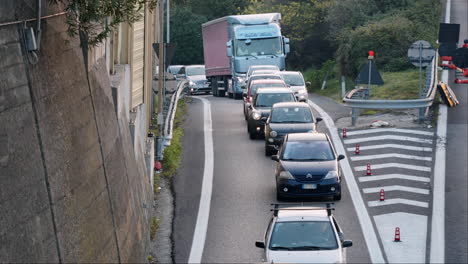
228, 92, 233, 98
265, 145, 274, 156
212, 77, 218, 97
218, 89, 225, 97
234, 93, 242, 100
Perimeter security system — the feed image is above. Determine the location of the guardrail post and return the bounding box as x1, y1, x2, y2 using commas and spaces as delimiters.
351, 108, 360, 126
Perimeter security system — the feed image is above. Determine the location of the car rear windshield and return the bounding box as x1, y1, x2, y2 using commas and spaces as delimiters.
281, 141, 335, 161
186, 67, 205, 76
281, 73, 305, 86
270, 107, 313, 123
269, 221, 338, 250
255, 93, 295, 107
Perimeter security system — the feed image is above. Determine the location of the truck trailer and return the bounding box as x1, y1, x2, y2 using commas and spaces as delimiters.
202, 13, 290, 99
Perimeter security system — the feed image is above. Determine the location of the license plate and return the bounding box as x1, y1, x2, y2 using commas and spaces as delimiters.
303, 184, 317, 189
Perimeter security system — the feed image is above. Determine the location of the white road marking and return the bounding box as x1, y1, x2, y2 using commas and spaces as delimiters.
346, 144, 433, 152
344, 135, 433, 144
359, 174, 431, 183
363, 185, 430, 195
308, 100, 385, 263
345, 128, 434, 137
374, 213, 428, 263
350, 153, 432, 161
188, 97, 214, 263
354, 163, 431, 172
368, 199, 429, 208
430, 105, 448, 263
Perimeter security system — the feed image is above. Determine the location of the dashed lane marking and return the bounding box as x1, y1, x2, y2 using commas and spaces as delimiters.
355, 163, 431, 172
346, 144, 433, 152
368, 198, 429, 208
345, 128, 434, 137
358, 174, 431, 183
350, 153, 432, 162
344, 135, 433, 144
363, 185, 430, 195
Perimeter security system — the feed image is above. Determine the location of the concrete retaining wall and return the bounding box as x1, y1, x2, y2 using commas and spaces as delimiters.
0, 1, 152, 262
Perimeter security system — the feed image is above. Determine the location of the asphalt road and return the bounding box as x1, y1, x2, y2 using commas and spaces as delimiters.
445, 0, 468, 262
173, 95, 370, 263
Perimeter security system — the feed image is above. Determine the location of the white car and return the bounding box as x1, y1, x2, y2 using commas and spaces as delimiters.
255, 204, 352, 263
279, 71, 310, 101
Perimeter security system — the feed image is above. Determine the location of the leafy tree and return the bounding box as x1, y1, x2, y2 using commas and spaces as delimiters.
49, 0, 157, 47
170, 5, 207, 64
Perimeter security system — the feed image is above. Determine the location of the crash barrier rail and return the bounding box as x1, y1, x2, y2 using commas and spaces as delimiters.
343, 53, 439, 125
156, 80, 186, 160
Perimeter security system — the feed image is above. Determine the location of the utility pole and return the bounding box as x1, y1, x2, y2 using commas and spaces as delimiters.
156, 0, 165, 160
166, 0, 170, 43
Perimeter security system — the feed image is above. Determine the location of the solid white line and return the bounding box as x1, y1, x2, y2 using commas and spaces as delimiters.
344, 135, 433, 144
363, 185, 430, 195
430, 105, 448, 263
345, 128, 434, 137
368, 198, 429, 208
308, 100, 385, 263
188, 97, 214, 263
346, 144, 433, 152
355, 163, 431, 172
350, 153, 432, 161
359, 174, 431, 183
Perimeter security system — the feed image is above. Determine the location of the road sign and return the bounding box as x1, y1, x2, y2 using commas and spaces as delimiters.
408, 40, 435, 67
356, 61, 384, 85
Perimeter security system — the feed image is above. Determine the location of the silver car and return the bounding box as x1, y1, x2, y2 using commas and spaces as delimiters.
279, 71, 310, 101
183, 65, 210, 95
256, 204, 352, 263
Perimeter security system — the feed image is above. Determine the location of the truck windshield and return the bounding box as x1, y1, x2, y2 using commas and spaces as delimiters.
236, 37, 282, 57
186, 67, 205, 76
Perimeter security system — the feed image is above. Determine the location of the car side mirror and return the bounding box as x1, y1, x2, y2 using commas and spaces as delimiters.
246, 103, 251, 108
255, 241, 265, 248
342, 240, 353, 248
242, 93, 247, 98
271, 155, 279, 161
298, 98, 307, 102
306, 81, 311, 88
337, 154, 345, 161
261, 116, 267, 121
316, 117, 323, 123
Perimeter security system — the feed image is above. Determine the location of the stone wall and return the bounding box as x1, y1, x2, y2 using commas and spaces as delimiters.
0, 1, 151, 262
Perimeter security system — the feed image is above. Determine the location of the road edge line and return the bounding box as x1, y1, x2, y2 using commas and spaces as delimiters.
308, 99, 385, 263
188, 97, 214, 263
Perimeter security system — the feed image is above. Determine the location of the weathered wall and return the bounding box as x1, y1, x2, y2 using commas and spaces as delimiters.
0, 1, 151, 262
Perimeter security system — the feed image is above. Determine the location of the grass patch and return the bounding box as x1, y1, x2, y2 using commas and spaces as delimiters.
161, 98, 187, 179
150, 217, 160, 241
147, 255, 156, 263
306, 69, 424, 102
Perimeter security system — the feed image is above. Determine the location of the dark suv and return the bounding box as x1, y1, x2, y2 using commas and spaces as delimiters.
264, 102, 322, 156
246, 88, 296, 139
272, 133, 345, 200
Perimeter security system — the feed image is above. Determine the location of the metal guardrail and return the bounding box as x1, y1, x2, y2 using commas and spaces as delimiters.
343, 53, 439, 125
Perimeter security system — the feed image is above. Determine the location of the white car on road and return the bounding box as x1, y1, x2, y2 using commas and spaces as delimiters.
256, 204, 352, 263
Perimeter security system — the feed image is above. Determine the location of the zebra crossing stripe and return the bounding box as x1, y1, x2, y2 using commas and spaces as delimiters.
345, 128, 434, 137
363, 185, 430, 195
350, 153, 432, 161
355, 163, 431, 172
368, 198, 429, 208
344, 135, 433, 144
346, 144, 433, 152
358, 174, 431, 183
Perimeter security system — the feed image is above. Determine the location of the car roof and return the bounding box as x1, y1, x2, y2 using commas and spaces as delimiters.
279, 71, 302, 76
185, 65, 204, 68
251, 79, 286, 84
276, 206, 330, 220
249, 65, 279, 70
272, 102, 310, 108
252, 70, 280, 74
250, 74, 282, 79
256, 87, 293, 94
286, 132, 328, 141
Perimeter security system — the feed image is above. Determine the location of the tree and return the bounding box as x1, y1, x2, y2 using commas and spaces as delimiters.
49, 0, 157, 47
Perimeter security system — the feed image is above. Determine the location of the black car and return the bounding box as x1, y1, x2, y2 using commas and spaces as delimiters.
264, 102, 322, 156
246, 88, 296, 139
271, 133, 345, 201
